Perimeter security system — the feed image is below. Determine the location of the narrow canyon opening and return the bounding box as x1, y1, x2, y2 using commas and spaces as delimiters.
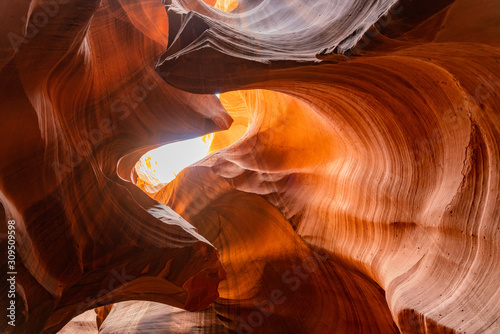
135, 134, 214, 186
2, 0, 499, 332
134, 90, 251, 188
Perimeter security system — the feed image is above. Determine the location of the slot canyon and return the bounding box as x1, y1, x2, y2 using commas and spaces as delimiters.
1, 0, 499, 333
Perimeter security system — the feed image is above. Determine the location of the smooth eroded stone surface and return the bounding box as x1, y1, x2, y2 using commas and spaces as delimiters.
98, 301, 229, 334
0, 0, 230, 333
156, 0, 398, 93
1, 0, 499, 333
151, 0, 499, 332
58, 310, 99, 334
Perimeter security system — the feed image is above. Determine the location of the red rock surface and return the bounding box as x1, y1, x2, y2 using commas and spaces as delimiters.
0, 0, 229, 333
1, 0, 499, 333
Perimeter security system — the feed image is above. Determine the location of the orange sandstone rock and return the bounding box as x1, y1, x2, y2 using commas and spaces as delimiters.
1, 0, 499, 333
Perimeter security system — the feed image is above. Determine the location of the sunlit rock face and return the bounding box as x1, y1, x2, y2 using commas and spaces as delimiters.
0, 0, 230, 333
1, 0, 499, 334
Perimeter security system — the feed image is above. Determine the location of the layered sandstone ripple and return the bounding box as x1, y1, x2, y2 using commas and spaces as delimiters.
0, 0, 230, 333
1, 0, 500, 333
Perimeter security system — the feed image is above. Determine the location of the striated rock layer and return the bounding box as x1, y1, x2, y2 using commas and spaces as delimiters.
151, 0, 500, 333
1, 0, 499, 333
0, 0, 229, 333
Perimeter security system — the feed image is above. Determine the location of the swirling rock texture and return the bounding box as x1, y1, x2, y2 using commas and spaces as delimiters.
0, 0, 230, 333
1, 0, 499, 334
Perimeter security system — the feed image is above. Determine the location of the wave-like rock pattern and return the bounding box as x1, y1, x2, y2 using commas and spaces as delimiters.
0, 0, 230, 333
151, 0, 500, 333
1, 0, 499, 333
157, 0, 399, 93
96, 301, 229, 333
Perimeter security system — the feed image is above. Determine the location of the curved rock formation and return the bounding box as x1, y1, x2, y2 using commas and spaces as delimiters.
1, 0, 499, 333
0, 0, 229, 333
157, 0, 398, 93
153, 0, 500, 332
